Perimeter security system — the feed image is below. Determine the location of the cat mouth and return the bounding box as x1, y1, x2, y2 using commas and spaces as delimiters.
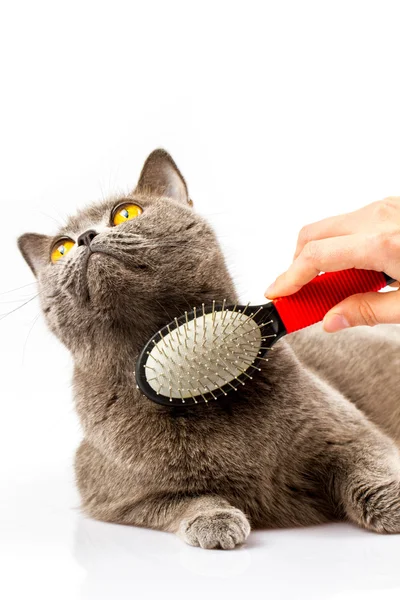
88, 247, 150, 271
70, 247, 150, 303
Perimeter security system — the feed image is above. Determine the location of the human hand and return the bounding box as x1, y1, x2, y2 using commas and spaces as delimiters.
265, 198, 400, 332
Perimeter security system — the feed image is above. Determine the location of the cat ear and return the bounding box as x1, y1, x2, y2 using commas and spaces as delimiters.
17, 233, 51, 277
135, 149, 193, 207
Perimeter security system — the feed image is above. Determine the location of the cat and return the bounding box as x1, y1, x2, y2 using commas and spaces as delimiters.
18, 149, 400, 549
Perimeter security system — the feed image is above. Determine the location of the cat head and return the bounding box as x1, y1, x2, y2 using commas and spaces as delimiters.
18, 150, 236, 361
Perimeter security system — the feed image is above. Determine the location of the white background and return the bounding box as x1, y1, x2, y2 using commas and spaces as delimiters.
1, 1, 400, 599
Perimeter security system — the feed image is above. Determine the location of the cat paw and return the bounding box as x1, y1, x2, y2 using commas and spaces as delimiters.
179, 508, 251, 549
348, 480, 400, 533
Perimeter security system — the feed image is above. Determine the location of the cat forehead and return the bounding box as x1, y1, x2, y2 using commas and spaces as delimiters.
59, 196, 136, 237
66, 206, 111, 235
55, 193, 189, 240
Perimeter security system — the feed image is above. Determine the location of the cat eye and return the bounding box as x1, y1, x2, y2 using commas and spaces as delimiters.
112, 203, 143, 226
51, 239, 75, 263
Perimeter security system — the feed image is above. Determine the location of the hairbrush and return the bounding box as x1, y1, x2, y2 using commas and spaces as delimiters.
136, 269, 394, 407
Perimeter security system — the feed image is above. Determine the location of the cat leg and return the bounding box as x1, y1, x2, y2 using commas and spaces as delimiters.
329, 431, 400, 533
76, 441, 250, 549
175, 496, 251, 549
91, 493, 250, 549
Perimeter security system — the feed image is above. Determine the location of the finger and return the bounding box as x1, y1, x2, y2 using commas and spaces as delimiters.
266, 234, 382, 298
293, 211, 360, 260
323, 289, 400, 332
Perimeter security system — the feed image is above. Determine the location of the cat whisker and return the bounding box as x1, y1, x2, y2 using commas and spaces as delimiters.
106, 239, 181, 250
180, 295, 195, 311
0, 297, 38, 304
0, 294, 39, 323
155, 299, 174, 321
0, 281, 37, 296
38, 210, 66, 228
89, 243, 157, 270
109, 232, 146, 242
60, 255, 82, 289
22, 312, 41, 365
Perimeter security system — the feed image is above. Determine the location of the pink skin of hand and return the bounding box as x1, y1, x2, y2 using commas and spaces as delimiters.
265, 198, 400, 332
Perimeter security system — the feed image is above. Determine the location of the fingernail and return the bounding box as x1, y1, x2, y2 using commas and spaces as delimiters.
323, 313, 350, 333
264, 281, 276, 298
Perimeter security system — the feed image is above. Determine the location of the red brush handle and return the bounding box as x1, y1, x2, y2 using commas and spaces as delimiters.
273, 269, 389, 334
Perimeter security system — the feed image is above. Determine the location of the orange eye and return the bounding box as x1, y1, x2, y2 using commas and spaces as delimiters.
51, 239, 75, 263
113, 203, 143, 226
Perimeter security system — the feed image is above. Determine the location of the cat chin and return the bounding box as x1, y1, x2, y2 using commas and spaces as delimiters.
85, 251, 129, 282
83, 255, 145, 307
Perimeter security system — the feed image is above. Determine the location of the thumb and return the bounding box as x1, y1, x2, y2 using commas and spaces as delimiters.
323, 290, 400, 332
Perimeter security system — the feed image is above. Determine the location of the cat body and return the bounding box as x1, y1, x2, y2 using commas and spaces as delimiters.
18, 150, 400, 549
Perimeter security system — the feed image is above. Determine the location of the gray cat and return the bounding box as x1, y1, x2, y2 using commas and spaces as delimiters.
18, 150, 400, 549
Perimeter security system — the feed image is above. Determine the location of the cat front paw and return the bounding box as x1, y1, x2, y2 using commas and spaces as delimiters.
347, 480, 400, 534
180, 508, 251, 549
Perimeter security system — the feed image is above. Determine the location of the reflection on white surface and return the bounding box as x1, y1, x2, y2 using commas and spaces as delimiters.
74, 516, 400, 600
2, 462, 399, 600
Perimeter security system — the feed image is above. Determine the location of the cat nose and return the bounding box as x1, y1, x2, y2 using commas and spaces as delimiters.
77, 229, 98, 247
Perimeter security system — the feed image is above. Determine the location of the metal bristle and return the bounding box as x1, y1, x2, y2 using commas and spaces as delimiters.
144, 303, 271, 401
